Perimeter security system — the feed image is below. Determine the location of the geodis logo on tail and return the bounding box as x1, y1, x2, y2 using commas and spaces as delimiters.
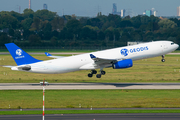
121, 46, 149, 57
15, 49, 25, 59
16, 49, 22, 56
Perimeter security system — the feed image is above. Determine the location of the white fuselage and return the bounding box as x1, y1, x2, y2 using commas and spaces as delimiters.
12, 41, 179, 74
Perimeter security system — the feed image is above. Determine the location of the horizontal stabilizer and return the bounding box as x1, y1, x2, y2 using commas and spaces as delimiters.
45, 52, 65, 59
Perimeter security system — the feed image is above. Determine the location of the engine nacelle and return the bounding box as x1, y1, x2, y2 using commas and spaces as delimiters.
113, 59, 133, 69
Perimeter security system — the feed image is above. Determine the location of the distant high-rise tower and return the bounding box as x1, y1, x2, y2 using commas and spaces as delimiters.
29, 0, 31, 9
43, 4, 48, 10
112, 3, 121, 15
121, 9, 125, 17
145, 10, 152, 17
154, 11, 157, 16
112, 3, 117, 14
177, 6, 180, 16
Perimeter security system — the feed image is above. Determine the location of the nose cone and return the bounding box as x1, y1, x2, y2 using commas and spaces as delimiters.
175, 44, 179, 50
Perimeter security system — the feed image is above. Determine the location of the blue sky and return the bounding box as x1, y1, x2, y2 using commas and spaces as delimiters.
0, 0, 180, 16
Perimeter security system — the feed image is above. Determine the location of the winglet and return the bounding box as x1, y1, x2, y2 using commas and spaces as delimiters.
45, 52, 52, 57
90, 54, 96, 59
5, 43, 42, 66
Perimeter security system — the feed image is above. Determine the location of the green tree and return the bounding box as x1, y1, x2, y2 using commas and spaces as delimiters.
8, 28, 14, 37
89, 30, 97, 40
105, 29, 113, 41
23, 8, 34, 19
66, 19, 82, 40
28, 34, 41, 46
43, 22, 52, 32
21, 18, 33, 30
23, 29, 32, 40
30, 17, 41, 31
158, 19, 177, 29
14, 30, 21, 40
120, 20, 133, 28
0, 15, 19, 29
107, 14, 121, 28
50, 36, 58, 46
43, 22, 52, 40
84, 25, 99, 31
9, 11, 24, 21
87, 18, 103, 29
169, 18, 180, 27
0, 33, 11, 46
97, 31, 105, 40
34, 10, 57, 21
131, 15, 142, 28
113, 29, 120, 41
81, 27, 91, 39
79, 17, 88, 26
51, 17, 64, 31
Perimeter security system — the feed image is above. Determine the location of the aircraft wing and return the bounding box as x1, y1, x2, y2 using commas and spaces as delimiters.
90, 54, 120, 64
80, 54, 122, 70
45, 52, 65, 59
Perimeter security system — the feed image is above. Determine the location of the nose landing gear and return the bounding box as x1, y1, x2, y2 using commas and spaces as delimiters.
161, 55, 165, 62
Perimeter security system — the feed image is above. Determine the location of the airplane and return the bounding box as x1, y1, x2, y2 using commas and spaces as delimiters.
4, 41, 179, 78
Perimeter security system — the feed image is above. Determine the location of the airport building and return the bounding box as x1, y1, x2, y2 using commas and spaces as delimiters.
177, 6, 180, 16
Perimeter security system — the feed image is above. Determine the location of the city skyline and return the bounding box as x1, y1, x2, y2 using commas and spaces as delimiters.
0, 0, 180, 17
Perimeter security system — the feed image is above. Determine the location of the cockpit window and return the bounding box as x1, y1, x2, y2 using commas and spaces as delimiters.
171, 43, 174, 45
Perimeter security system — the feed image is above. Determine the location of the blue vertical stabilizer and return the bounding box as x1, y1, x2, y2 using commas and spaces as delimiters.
5, 43, 42, 66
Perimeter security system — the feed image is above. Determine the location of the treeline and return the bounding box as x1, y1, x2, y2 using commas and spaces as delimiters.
0, 9, 180, 48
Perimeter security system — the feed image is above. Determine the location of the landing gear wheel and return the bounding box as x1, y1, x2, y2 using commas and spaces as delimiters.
88, 73, 93, 77
96, 74, 101, 78
161, 55, 165, 62
161, 59, 165, 62
92, 70, 97, 74
101, 71, 106, 75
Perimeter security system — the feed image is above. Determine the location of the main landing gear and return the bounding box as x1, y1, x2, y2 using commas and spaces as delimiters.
88, 70, 97, 77
88, 70, 106, 78
161, 55, 165, 62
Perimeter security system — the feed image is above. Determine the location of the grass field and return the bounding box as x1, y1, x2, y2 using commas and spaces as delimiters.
0, 54, 180, 83
1, 109, 180, 115
1, 90, 180, 109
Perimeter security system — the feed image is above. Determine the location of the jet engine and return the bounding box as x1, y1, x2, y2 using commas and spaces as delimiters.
113, 59, 133, 69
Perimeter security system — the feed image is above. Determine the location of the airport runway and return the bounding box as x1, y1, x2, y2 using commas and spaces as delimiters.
1, 113, 180, 120
1, 83, 180, 90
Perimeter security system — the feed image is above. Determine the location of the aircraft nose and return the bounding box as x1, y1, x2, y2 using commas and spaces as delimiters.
175, 44, 179, 49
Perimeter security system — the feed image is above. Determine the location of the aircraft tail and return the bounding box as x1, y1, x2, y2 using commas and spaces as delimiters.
5, 43, 42, 66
